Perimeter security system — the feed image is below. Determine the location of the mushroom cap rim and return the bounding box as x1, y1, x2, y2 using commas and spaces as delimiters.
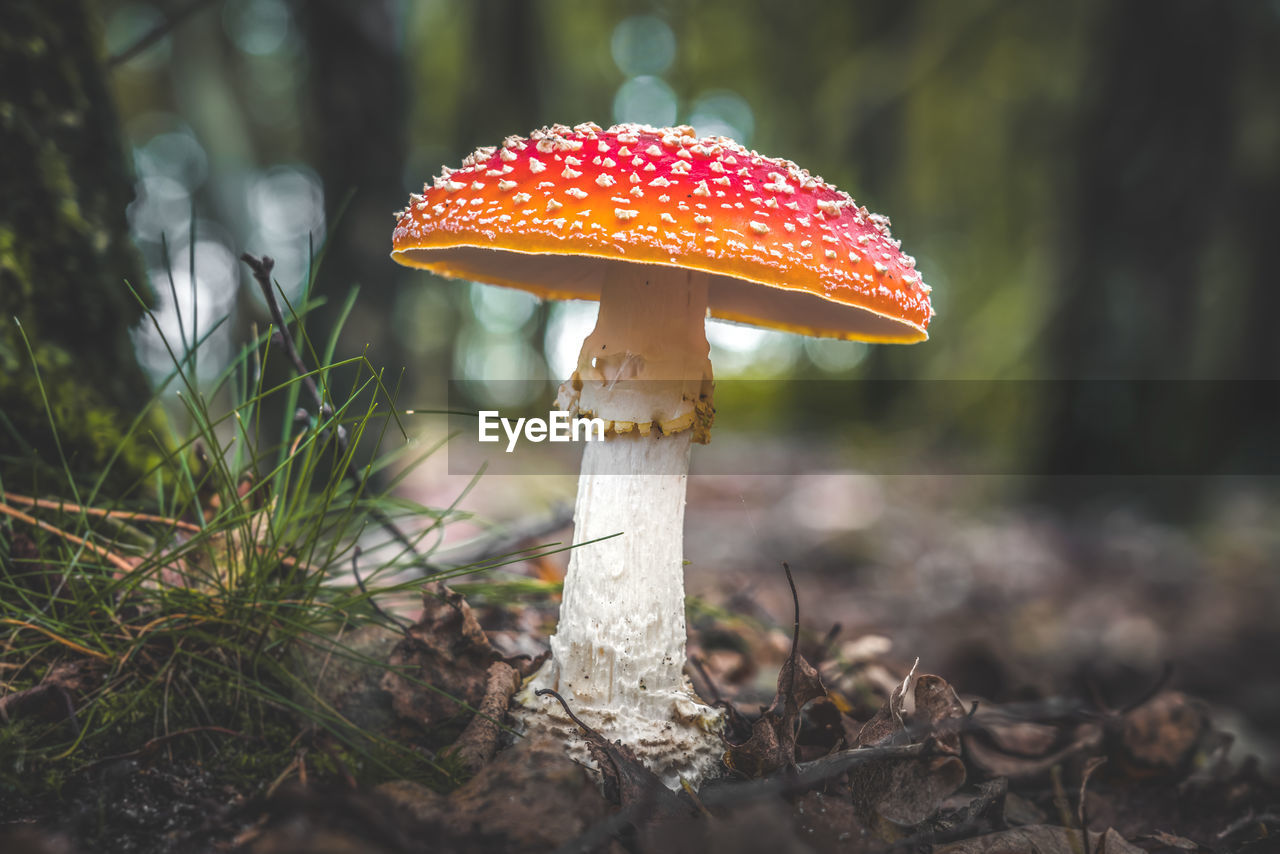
391, 241, 929, 344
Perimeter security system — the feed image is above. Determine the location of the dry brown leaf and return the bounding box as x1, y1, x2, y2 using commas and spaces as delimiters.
854, 669, 967, 750
0, 658, 103, 727
725, 714, 785, 778
1119, 691, 1209, 778
936, 778, 1010, 833
379, 732, 614, 853
936, 825, 1144, 854
1140, 829, 1201, 850
796, 697, 847, 761
381, 583, 535, 736
865, 754, 967, 827
724, 566, 828, 778
789, 790, 868, 851
723, 645, 825, 777
846, 669, 969, 829
962, 701, 1105, 780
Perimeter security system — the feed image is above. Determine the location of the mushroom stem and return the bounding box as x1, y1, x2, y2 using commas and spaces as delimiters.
522, 266, 724, 789
551, 430, 695, 709
562, 267, 715, 441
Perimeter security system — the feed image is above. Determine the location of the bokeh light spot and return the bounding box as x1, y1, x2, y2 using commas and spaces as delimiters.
610, 15, 676, 77
127, 176, 191, 243
804, 337, 868, 374
544, 301, 599, 380
223, 0, 293, 56
707, 320, 800, 377
469, 282, 538, 334
613, 76, 678, 128
456, 328, 547, 407
687, 90, 755, 144
133, 130, 209, 191
134, 237, 239, 382
248, 165, 324, 242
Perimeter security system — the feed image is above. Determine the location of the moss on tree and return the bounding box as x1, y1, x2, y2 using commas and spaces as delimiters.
0, 1, 160, 489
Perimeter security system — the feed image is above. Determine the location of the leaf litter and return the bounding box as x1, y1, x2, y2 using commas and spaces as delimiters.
5, 558, 1279, 852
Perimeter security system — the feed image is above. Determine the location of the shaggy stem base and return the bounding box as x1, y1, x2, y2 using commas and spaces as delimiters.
519, 432, 725, 788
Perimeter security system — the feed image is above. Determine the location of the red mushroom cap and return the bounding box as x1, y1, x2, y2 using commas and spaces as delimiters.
392, 123, 932, 342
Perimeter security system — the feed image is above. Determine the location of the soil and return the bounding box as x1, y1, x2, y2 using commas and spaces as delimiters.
3, 474, 1279, 852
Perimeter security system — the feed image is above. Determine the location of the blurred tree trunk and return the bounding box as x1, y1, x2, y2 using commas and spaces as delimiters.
296, 0, 408, 368
1038, 0, 1241, 510
1048, 0, 1234, 380
298, 1, 547, 400
0, 0, 157, 489
453, 0, 548, 382
837, 0, 915, 418
850, 0, 912, 397
1203, 1, 1280, 478
457, 0, 544, 146
1218, 1, 1280, 370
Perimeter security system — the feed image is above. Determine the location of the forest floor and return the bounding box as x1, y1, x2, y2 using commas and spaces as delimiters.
2, 470, 1278, 853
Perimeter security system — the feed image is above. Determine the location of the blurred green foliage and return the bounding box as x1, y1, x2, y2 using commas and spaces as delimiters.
76, 0, 1280, 505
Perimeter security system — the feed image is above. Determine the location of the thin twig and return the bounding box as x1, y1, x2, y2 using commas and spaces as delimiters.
241, 256, 323, 412
351, 547, 409, 630
783, 562, 800, 652
782, 562, 800, 715
1050, 765, 1082, 854
1078, 756, 1106, 854
107, 0, 220, 67
0, 619, 111, 661
534, 688, 595, 736
1217, 811, 1280, 839
0, 501, 137, 575
239, 254, 441, 580
553, 740, 937, 854
4, 492, 202, 533
680, 778, 713, 819
689, 654, 722, 705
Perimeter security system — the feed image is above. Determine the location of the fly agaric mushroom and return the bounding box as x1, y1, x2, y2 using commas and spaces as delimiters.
391, 123, 932, 788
